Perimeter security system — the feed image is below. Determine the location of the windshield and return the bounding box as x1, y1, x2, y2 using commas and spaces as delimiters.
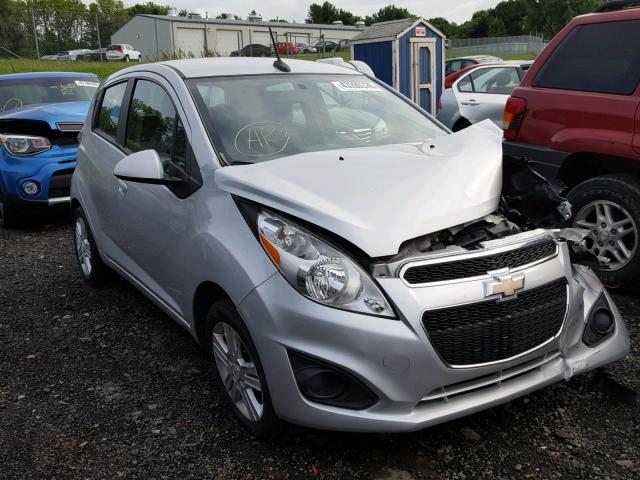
0, 77, 99, 113
188, 74, 446, 164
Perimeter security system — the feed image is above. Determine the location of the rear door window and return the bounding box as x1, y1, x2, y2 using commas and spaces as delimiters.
533, 19, 640, 95
94, 82, 127, 140
462, 67, 520, 95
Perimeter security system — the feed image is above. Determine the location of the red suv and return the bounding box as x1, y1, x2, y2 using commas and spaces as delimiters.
503, 0, 640, 289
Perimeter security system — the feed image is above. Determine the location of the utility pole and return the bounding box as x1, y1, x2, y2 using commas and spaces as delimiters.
31, 8, 40, 61
95, 12, 103, 61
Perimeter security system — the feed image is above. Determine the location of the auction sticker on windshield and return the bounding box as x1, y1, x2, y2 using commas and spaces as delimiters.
75, 80, 100, 88
332, 80, 382, 92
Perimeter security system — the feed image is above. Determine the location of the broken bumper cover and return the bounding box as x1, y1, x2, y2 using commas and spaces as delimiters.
237, 237, 629, 432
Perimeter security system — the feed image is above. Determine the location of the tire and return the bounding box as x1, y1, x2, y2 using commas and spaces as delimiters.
452, 118, 471, 132
72, 207, 108, 286
204, 299, 284, 439
0, 197, 16, 229
567, 174, 640, 290
259, 52, 267, 57
124, 55, 130, 62
137, 56, 142, 62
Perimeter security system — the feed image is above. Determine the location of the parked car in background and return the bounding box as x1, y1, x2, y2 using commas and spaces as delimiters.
68, 49, 92, 61
312, 40, 339, 52
71, 57, 628, 438
81, 48, 108, 61
503, 0, 640, 289
106, 44, 142, 62
274, 42, 300, 55
297, 43, 316, 53
40, 54, 58, 61
231, 44, 271, 57
445, 60, 534, 89
56, 51, 70, 61
445, 55, 502, 76
437, 63, 524, 131
0, 72, 99, 227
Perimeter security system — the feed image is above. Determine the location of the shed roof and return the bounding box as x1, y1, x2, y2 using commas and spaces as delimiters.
351, 17, 446, 42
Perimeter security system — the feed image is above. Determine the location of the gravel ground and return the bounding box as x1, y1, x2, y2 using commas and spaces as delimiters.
1, 212, 639, 480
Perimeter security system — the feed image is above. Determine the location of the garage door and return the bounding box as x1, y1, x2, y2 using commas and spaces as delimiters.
176, 27, 205, 57
216, 30, 241, 56
251, 31, 271, 47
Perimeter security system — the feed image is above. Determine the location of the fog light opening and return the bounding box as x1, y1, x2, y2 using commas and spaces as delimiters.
298, 367, 349, 400
22, 181, 40, 196
583, 295, 616, 347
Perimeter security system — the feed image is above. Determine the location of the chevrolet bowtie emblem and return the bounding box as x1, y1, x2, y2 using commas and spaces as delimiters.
483, 270, 525, 299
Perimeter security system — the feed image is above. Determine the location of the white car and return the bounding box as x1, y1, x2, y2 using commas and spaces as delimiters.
68, 49, 92, 61
437, 63, 525, 131
106, 44, 142, 62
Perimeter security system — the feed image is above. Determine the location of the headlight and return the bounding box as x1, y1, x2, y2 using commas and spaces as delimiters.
258, 210, 395, 317
0, 134, 51, 156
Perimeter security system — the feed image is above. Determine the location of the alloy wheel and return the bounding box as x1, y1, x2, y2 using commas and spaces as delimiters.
212, 322, 264, 422
75, 217, 93, 277
574, 200, 638, 271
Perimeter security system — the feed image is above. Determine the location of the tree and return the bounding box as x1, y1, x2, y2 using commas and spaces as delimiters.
178, 8, 187, 16
493, 0, 526, 36
306, 1, 359, 25
523, 0, 600, 38
365, 5, 414, 25
427, 17, 458, 37
127, 2, 170, 16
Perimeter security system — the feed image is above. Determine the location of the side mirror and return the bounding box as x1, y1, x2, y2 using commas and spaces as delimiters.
114, 149, 180, 185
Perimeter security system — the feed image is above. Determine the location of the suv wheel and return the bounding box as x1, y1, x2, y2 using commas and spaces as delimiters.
0, 198, 15, 228
568, 174, 640, 290
205, 299, 284, 438
73, 207, 108, 286
124, 55, 130, 62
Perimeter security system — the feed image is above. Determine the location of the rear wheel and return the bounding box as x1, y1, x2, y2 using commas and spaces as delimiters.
205, 299, 284, 438
452, 118, 471, 132
73, 207, 108, 286
124, 55, 130, 62
568, 174, 640, 290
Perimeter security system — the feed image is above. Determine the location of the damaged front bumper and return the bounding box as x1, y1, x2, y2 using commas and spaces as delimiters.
238, 228, 629, 432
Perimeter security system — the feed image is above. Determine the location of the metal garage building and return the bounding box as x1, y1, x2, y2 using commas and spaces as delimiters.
350, 18, 446, 114
111, 14, 365, 60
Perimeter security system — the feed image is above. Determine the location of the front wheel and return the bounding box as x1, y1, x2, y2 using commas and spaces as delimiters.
568, 174, 640, 290
205, 299, 284, 438
124, 55, 130, 62
0, 198, 16, 228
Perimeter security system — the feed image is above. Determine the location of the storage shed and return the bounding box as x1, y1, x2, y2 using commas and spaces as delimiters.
350, 18, 446, 114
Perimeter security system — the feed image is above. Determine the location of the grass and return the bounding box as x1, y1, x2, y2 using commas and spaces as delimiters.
0, 51, 353, 79
0, 59, 128, 78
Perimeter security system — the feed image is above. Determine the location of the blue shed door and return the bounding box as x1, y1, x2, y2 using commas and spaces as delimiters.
410, 39, 436, 113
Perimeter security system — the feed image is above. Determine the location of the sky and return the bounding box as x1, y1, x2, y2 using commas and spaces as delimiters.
129, 0, 503, 24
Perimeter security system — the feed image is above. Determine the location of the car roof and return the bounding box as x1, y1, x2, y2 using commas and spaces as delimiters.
0, 71, 99, 81
123, 57, 362, 79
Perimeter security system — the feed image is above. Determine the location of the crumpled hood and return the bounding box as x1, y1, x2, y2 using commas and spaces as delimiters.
215, 120, 504, 257
0, 101, 90, 129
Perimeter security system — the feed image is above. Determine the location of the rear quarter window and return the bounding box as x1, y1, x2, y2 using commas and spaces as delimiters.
533, 19, 640, 95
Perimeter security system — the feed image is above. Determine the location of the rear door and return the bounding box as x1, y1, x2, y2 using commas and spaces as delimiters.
82, 80, 130, 260
455, 66, 521, 126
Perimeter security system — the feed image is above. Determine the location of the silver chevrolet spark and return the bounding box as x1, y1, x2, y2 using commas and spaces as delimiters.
71, 58, 629, 438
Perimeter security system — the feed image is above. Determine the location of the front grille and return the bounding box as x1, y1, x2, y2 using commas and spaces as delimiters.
422, 279, 567, 366
403, 237, 557, 285
49, 168, 74, 198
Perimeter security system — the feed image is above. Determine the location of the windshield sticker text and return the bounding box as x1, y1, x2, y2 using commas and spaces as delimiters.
234, 121, 290, 157
331, 81, 382, 92
75, 80, 100, 88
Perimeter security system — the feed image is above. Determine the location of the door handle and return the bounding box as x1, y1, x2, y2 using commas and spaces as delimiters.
461, 100, 480, 106
116, 179, 128, 196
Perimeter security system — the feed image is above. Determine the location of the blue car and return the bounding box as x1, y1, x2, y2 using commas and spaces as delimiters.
0, 72, 99, 227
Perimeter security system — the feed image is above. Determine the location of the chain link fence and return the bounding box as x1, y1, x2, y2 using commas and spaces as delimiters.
0, 8, 113, 60
449, 35, 544, 57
